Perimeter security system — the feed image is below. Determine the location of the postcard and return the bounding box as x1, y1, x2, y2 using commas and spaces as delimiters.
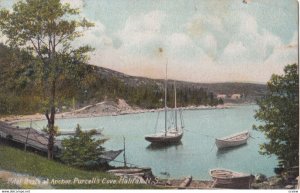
0, 0, 298, 191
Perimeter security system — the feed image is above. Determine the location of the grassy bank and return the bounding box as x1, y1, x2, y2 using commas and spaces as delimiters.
0, 145, 152, 189
0, 179, 19, 189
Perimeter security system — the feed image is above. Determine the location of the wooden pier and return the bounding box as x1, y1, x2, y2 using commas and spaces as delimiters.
0, 121, 121, 163
0, 121, 61, 154
0, 121, 103, 151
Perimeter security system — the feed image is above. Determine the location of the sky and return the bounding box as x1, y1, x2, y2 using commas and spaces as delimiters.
0, 0, 298, 83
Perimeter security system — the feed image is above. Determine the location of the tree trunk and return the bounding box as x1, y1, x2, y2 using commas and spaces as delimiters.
45, 80, 56, 159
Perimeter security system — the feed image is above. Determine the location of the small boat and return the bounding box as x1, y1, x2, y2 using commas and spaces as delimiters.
209, 169, 254, 189
145, 129, 183, 143
215, 131, 250, 149
145, 57, 184, 144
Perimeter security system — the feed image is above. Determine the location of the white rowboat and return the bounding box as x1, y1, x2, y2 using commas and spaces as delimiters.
209, 168, 254, 189
215, 131, 250, 149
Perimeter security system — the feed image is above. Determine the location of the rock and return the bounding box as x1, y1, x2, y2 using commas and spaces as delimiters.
285, 185, 295, 189
255, 173, 267, 183
166, 180, 171, 186
251, 181, 270, 189
268, 176, 284, 186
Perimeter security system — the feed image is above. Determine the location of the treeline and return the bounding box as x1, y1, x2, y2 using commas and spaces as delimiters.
85, 77, 222, 109
0, 43, 222, 115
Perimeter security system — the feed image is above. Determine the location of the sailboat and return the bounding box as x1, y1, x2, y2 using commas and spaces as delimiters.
144, 61, 184, 144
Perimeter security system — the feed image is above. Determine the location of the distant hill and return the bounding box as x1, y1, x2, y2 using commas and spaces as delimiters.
92, 65, 267, 102
0, 41, 267, 115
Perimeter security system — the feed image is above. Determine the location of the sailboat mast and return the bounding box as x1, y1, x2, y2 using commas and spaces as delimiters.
174, 81, 177, 130
164, 59, 168, 136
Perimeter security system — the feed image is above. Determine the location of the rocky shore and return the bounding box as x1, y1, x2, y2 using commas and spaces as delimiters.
251, 173, 299, 189
0, 99, 233, 124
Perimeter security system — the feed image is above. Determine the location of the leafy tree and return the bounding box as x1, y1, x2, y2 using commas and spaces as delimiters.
0, 0, 94, 159
253, 64, 299, 168
218, 98, 224, 105
60, 124, 107, 169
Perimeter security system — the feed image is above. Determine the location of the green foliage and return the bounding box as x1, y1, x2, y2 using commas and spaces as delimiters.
0, 0, 95, 158
0, 179, 19, 189
60, 124, 107, 169
0, 41, 222, 115
42, 125, 60, 136
253, 64, 299, 168
0, 0, 94, 102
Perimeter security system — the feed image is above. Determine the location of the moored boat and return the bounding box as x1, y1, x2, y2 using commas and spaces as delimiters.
145, 56, 184, 144
209, 168, 254, 189
215, 131, 250, 149
145, 129, 183, 143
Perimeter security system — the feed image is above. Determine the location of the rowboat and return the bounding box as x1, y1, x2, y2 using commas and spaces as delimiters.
215, 131, 250, 149
209, 169, 254, 189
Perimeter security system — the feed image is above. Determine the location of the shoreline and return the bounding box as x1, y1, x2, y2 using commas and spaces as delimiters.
0, 103, 255, 125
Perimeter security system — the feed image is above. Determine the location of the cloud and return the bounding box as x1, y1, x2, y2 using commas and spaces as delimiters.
117, 10, 166, 56
264, 37, 298, 70
165, 33, 195, 60
207, 12, 283, 67
61, 0, 85, 9
186, 14, 224, 38
88, 4, 297, 83
75, 21, 112, 49
91, 10, 217, 81
219, 41, 247, 64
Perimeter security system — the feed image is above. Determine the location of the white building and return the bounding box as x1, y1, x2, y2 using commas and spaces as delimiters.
231, 94, 241, 99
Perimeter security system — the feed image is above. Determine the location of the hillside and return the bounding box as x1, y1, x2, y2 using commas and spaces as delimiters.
92, 65, 267, 101
0, 43, 266, 115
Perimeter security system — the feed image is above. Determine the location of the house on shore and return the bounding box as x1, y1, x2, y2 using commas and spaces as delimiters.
231, 94, 241, 100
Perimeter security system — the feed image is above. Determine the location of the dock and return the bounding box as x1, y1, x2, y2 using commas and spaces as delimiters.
0, 121, 122, 164
0, 121, 61, 154
0, 121, 102, 155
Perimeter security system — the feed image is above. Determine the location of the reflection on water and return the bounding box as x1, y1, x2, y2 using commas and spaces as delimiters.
146, 141, 183, 151
216, 143, 248, 158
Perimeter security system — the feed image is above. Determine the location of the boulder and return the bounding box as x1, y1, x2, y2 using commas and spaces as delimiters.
255, 173, 267, 183
251, 181, 270, 189
285, 185, 295, 189
268, 176, 284, 187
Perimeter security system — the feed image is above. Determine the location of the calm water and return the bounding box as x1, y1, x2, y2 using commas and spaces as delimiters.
17, 105, 277, 180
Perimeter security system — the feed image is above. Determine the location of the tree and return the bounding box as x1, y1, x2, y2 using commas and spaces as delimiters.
0, 0, 94, 159
60, 124, 107, 169
253, 64, 299, 168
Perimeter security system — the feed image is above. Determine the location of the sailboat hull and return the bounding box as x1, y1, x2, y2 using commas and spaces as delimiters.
145, 132, 183, 144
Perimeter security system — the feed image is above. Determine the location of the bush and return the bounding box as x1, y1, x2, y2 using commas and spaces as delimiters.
60, 124, 107, 169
